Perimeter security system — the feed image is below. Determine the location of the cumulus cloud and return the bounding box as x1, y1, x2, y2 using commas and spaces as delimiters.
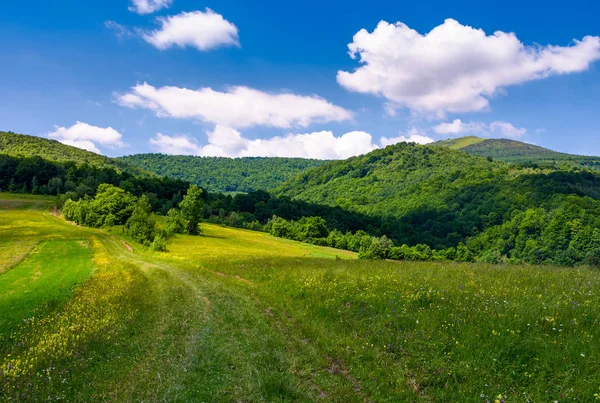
433, 119, 526, 137
149, 126, 375, 159
129, 0, 172, 15
117, 82, 353, 129
381, 128, 434, 146
48, 122, 125, 154
337, 18, 600, 116
149, 125, 435, 159
142, 9, 239, 51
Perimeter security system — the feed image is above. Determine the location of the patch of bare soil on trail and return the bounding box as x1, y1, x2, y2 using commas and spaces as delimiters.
327, 356, 363, 394
120, 240, 133, 252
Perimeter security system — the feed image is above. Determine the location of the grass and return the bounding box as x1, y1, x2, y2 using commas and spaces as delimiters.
0, 240, 93, 335
2, 193, 600, 401
434, 136, 485, 150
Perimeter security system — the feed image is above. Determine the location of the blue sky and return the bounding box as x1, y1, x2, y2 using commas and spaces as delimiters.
1, 0, 599, 158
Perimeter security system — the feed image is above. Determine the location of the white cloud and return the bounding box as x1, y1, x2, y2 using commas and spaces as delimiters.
117, 82, 353, 129
149, 125, 437, 159
489, 121, 527, 137
149, 126, 376, 159
105, 21, 134, 40
433, 118, 526, 137
337, 18, 600, 116
381, 128, 434, 146
142, 9, 239, 51
433, 119, 487, 135
129, 0, 172, 15
48, 122, 125, 154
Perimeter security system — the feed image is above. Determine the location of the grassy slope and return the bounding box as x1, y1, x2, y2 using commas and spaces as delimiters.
117, 154, 328, 192
1, 194, 600, 401
0, 240, 93, 334
433, 136, 485, 150
435, 136, 600, 170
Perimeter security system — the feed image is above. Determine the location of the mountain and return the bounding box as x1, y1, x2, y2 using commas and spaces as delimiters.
0, 131, 141, 174
275, 142, 600, 264
117, 154, 327, 193
435, 136, 600, 170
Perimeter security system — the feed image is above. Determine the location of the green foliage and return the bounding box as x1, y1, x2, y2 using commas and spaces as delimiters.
165, 208, 186, 235
0, 152, 189, 214
179, 185, 204, 235
118, 153, 327, 192
63, 184, 137, 228
151, 231, 168, 252
125, 195, 157, 246
275, 142, 600, 265
0, 131, 141, 174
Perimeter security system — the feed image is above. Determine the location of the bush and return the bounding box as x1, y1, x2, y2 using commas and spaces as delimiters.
151, 231, 168, 252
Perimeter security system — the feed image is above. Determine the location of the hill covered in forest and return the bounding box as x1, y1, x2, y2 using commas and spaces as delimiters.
0, 131, 140, 173
435, 136, 600, 170
117, 154, 327, 193
275, 142, 600, 265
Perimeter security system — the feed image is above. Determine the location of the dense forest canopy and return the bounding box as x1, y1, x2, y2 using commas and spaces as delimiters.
435, 136, 600, 170
275, 142, 600, 264
117, 153, 328, 193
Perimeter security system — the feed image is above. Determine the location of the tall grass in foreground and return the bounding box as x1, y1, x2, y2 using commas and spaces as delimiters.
202, 257, 600, 401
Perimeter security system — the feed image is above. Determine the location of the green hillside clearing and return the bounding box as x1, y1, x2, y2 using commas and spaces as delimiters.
1, 194, 600, 401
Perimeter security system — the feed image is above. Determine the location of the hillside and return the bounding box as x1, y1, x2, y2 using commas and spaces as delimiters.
435, 136, 600, 170
3, 194, 600, 401
276, 142, 600, 264
0, 131, 140, 173
118, 153, 327, 192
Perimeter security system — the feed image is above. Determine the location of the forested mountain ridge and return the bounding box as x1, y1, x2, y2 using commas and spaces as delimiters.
117, 153, 328, 192
0, 131, 142, 174
275, 142, 600, 264
435, 136, 600, 170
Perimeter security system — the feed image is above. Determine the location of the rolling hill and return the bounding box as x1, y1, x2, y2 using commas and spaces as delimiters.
118, 153, 327, 192
275, 142, 600, 264
435, 136, 600, 170
0, 131, 139, 173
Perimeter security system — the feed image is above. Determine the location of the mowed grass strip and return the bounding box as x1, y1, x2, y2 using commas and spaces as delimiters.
0, 240, 94, 335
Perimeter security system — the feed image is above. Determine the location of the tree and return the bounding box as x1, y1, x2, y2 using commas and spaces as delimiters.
125, 195, 157, 246
165, 208, 186, 235
179, 185, 204, 235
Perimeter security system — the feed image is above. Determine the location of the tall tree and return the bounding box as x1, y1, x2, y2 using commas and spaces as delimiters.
179, 185, 204, 235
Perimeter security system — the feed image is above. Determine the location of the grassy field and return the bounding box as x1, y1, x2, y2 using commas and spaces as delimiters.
1, 193, 600, 401
0, 240, 93, 335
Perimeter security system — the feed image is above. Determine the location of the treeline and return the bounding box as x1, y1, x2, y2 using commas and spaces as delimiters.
118, 154, 327, 193
265, 216, 474, 262
0, 154, 189, 213
264, 212, 600, 267
203, 190, 381, 234
63, 184, 205, 251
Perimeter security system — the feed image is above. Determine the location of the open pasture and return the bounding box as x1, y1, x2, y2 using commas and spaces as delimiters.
1, 194, 600, 402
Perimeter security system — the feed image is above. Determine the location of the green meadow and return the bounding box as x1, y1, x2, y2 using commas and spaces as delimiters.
1, 194, 600, 402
